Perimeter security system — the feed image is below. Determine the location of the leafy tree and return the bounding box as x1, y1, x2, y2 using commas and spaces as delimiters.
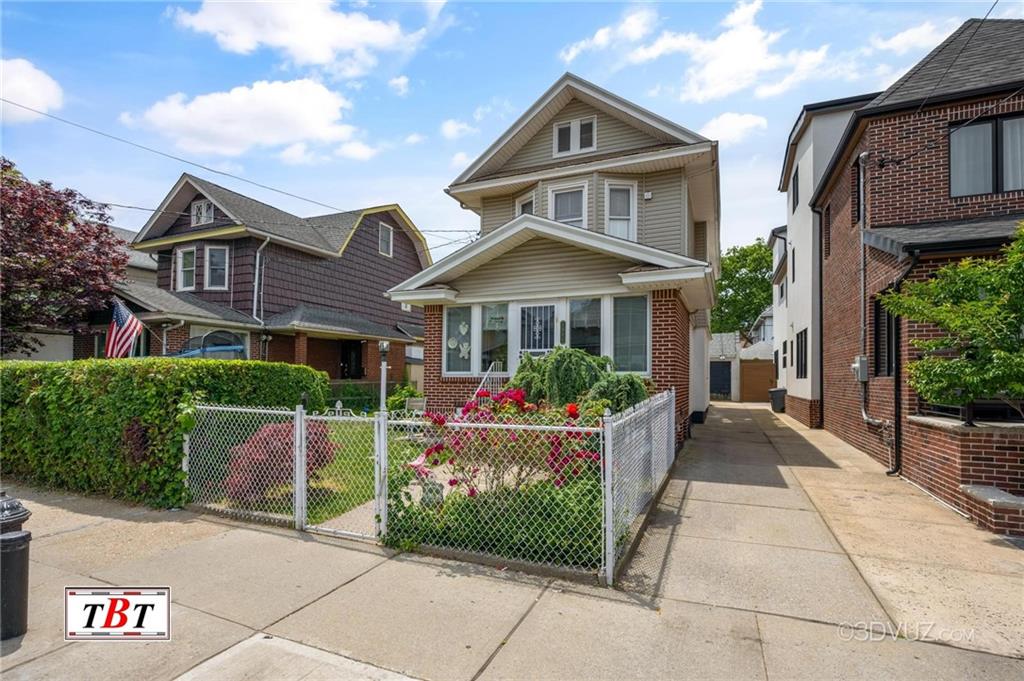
0, 158, 127, 355
711, 238, 773, 340
880, 225, 1024, 420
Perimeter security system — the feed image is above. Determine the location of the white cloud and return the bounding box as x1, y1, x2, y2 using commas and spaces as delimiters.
559, 6, 657, 63
388, 75, 410, 96
698, 112, 768, 146
404, 132, 426, 144
628, 0, 835, 103
873, 62, 913, 90
869, 20, 957, 56
440, 118, 476, 140
279, 142, 323, 165
336, 140, 379, 160
173, 1, 426, 79
450, 151, 470, 168
121, 79, 355, 156
472, 97, 514, 123
0, 58, 63, 123
423, 1, 447, 23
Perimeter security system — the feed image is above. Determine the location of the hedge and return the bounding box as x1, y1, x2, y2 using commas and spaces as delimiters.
0, 358, 330, 508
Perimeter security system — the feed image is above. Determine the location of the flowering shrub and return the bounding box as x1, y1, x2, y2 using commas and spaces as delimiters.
224, 421, 338, 504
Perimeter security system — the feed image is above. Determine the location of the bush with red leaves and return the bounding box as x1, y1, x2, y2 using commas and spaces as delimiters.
224, 421, 338, 504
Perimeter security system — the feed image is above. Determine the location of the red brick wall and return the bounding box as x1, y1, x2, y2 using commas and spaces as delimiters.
267, 334, 295, 363
423, 305, 485, 411
785, 394, 822, 429
651, 290, 690, 444
364, 340, 407, 383
306, 338, 341, 378
819, 91, 1024, 536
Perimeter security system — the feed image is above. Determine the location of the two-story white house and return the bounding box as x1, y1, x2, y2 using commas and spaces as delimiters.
389, 73, 720, 442
773, 92, 878, 426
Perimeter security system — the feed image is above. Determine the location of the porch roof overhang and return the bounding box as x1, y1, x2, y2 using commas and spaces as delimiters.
619, 265, 716, 311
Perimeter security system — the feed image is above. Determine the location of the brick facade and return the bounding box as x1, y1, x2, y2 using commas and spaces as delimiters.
422, 290, 691, 445
785, 394, 822, 429
818, 92, 1024, 536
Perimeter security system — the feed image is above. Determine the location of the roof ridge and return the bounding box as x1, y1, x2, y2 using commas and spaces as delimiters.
183, 173, 305, 220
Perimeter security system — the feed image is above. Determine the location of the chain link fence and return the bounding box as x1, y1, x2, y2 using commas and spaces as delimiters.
184, 390, 677, 584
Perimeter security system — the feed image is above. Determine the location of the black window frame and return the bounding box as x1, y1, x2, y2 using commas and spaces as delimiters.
948, 113, 1024, 198
823, 204, 831, 259
852, 157, 863, 225
791, 166, 799, 213
795, 329, 807, 379
873, 299, 896, 377
774, 350, 779, 379
791, 248, 796, 282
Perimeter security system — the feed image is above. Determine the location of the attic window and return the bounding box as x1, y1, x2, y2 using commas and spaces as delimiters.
379, 222, 394, 257
191, 199, 213, 227
552, 116, 597, 157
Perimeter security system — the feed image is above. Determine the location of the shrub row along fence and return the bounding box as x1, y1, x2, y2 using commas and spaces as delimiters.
185, 389, 676, 585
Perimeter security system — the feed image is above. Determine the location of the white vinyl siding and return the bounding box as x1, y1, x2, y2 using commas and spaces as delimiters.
481, 195, 516, 233
503, 99, 661, 173
204, 245, 229, 290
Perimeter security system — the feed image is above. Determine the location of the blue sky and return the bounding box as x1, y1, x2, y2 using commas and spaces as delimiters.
3, 1, 1022, 258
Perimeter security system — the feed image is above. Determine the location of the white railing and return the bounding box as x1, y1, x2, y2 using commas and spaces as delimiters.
185, 389, 677, 585
473, 361, 505, 401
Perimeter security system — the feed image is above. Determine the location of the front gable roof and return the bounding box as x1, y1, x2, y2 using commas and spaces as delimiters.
389, 213, 707, 294
451, 72, 707, 186
133, 174, 431, 266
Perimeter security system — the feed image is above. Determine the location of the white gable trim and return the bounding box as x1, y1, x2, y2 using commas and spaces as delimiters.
135, 174, 242, 243
451, 73, 707, 186
389, 213, 704, 294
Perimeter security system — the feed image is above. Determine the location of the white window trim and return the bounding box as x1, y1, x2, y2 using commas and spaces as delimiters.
176, 247, 196, 292
551, 116, 597, 158
515, 188, 536, 216
442, 305, 475, 376
440, 293, 651, 378
547, 180, 589, 230
378, 221, 394, 257
604, 180, 638, 241
190, 199, 213, 227
204, 245, 230, 291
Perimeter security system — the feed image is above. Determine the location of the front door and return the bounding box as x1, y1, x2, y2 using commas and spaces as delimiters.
340, 340, 364, 379
519, 303, 558, 358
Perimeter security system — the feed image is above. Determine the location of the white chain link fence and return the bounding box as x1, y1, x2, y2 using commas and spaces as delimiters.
184, 389, 676, 585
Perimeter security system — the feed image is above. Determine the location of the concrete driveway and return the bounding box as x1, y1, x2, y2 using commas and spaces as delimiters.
2, 402, 1022, 680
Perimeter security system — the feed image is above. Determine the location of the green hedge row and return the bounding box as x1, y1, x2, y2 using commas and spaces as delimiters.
0, 358, 330, 507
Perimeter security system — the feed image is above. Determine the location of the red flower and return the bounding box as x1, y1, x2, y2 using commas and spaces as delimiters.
467, 487, 478, 498
425, 411, 447, 427
566, 403, 580, 419
448, 478, 459, 487
476, 389, 490, 398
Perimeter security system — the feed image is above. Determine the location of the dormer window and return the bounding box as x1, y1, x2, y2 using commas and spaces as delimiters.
191, 199, 213, 227
379, 222, 393, 257
552, 116, 597, 157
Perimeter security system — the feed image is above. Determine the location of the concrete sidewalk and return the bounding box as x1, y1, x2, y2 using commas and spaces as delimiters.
2, 403, 1022, 680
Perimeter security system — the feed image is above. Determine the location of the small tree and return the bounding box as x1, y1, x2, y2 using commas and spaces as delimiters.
0, 158, 128, 355
711, 238, 773, 340
879, 225, 1024, 420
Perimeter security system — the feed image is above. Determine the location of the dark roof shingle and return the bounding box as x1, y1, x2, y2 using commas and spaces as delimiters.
863, 214, 1024, 256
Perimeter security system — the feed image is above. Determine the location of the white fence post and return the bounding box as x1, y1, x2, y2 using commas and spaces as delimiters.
669, 387, 677, 463
374, 410, 389, 538
602, 407, 615, 587
293, 404, 307, 531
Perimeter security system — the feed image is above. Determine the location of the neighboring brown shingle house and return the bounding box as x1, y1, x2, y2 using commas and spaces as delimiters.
807, 18, 1024, 536
75, 173, 430, 388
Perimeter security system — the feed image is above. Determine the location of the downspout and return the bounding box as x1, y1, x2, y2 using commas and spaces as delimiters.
811, 206, 825, 427
252, 237, 270, 322
161, 320, 185, 356
886, 251, 919, 476
858, 152, 884, 428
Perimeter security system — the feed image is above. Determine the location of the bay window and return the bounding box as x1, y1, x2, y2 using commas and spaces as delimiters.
480, 304, 508, 372
605, 182, 636, 240
613, 296, 648, 372
444, 306, 472, 373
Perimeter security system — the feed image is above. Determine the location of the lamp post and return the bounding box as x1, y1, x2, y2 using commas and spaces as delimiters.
378, 340, 390, 412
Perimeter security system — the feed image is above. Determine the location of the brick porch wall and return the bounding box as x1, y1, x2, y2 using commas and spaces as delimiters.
785, 394, 822, 429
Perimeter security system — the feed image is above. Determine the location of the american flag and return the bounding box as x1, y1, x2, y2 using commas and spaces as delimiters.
105, 297, 143, 358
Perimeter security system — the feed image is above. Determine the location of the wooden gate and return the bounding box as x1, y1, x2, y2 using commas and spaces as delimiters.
739, 360, 775, 403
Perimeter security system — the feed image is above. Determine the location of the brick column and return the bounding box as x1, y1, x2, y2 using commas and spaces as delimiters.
294, 332, 308, 365
651, 289, 690, 444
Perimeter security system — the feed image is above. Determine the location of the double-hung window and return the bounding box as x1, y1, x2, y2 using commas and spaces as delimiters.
444, 306, 473, 373
190, 199, 213, 227
552, 116, 597, 157
176, 248, 196, 291
205, 245, 229, 290
605, 182, 636, 240
549, 183, 586, 228
950, 115, 1024, 196
379, 222, 394, 257
613, 296, 648, 373
480, 304, 508, 373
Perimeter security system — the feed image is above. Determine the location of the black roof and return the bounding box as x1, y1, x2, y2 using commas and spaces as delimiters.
862, 214, 1024, 257
866, 19, 1024, 113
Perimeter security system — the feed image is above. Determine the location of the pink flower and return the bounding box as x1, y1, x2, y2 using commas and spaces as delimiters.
448, 478, 459, 487
425, 411, 447, 427
467, 487, 478, 498
553, 475, 566, 488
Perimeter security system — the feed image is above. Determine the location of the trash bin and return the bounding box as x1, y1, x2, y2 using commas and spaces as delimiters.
768, 388, 787, 413
1, 491, 32, 641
